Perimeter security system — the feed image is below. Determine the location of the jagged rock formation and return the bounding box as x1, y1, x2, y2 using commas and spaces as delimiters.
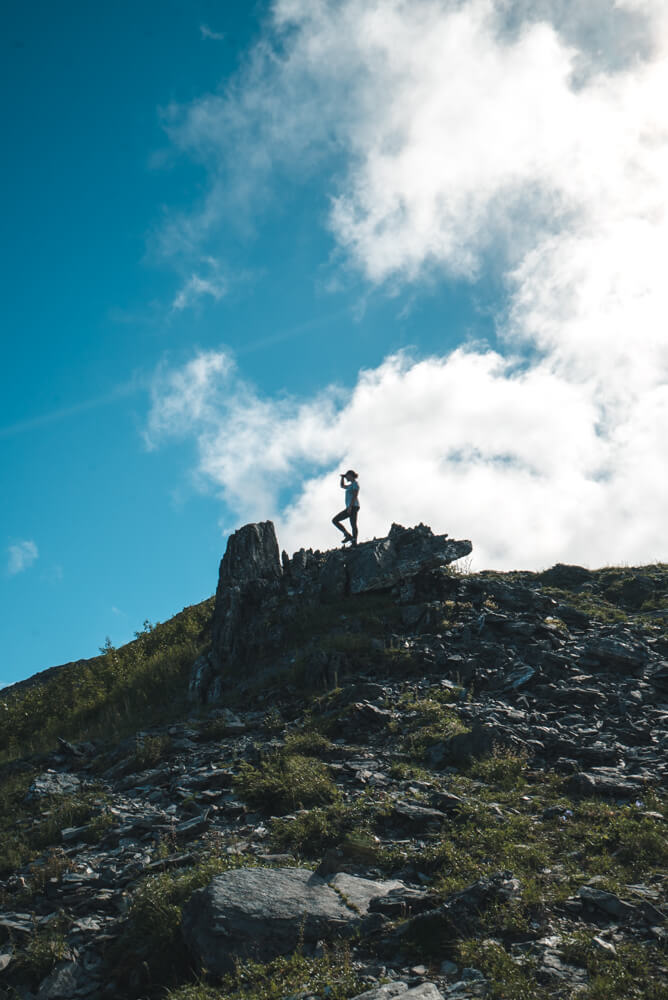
0, 538, 667, 1000
194, 521, 472, 702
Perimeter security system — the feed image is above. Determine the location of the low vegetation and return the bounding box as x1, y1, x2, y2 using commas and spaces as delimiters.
165, 945, 363, 1000
0, 599, 214, 762
235, 751, 341, 814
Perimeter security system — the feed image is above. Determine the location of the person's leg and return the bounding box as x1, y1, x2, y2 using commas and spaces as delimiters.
349, 508, 358, 544
332, 509, 353, 540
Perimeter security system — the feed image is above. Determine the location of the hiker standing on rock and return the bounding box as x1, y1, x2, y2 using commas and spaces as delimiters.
332, 470, 360, 546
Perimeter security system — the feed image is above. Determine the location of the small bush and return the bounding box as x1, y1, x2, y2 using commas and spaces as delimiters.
457, 939, 542, 1000
134, 733, 172, 770
469, 749, 529, 791
108, 850, 257, 994
270, 795, 379, 857
14, 924, 68, 986
561, 933, 665, 1000
399, 697, 468, 760
166, 943, 363, 1000
283, 730, 335, 756
235, 753, 340, 815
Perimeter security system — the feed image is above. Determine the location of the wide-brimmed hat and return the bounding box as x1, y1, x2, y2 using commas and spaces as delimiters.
345, 469, 358, 479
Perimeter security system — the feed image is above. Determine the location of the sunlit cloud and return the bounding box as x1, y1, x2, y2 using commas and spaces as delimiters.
149, 0, 668, 569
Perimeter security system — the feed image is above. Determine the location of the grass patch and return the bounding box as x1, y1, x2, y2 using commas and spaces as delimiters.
468, 749, 529, 791
457, 939, 544, 1000
11, 922, 69, 988
134, 733, 173, 770
270, 795, 381, 858
283, 729, 336, 757
540, 796, 668, 883
165, 944, 363, 1000
0, 599, 214, 762
398, 696, 468, 760
561, 933, 667, 1000
235, 753, 340, 815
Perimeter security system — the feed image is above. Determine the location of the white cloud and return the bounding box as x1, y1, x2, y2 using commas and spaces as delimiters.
149, 0, 668, 569
200, 24, 226, 42
7, 540, 39, 576
172, 271, 228, 311
147, 344, 668, 569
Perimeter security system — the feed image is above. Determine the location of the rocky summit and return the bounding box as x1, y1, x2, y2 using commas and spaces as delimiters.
0, 524, 667, 1000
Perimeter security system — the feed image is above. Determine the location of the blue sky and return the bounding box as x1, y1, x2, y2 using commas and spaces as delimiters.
3, 0, 667, 686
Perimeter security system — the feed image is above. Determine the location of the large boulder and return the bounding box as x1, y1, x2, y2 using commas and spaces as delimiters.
181, 866, 404, 975
580, 637, 647, 675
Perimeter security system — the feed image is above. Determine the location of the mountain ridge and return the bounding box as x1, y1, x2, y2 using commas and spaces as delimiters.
0, 524, 666, 1000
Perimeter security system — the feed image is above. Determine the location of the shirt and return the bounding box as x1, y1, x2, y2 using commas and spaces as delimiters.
345, 480, 360, 509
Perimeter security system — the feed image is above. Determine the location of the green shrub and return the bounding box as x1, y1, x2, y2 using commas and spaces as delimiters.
166, 944, 362, 1000
235, 753, 340, 815
0, 598, 214, 762
561, 933, 665, 1000
134, 733, 172, 770
399, 697, 468, 759
283, 730, 335, 756
270, 795, 380, 857
14, 924, 68, 986
457, 939, 542, 1000
469, 749, 529, 790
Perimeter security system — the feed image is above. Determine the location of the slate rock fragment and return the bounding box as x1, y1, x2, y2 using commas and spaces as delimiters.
181, 867, 406, 976
27, 771, 82, 799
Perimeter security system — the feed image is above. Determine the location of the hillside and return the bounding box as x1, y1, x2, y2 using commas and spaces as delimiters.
0, 523, 667, 1000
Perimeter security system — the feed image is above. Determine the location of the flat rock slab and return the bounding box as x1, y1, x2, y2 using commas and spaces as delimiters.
344, 526, 472, 596
27, 771, 81, 799
182, 866, 406, 975
329, 872, 405, 913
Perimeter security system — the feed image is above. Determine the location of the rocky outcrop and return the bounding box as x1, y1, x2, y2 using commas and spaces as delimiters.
306, 524, 472, 598
218, 521, 282, 586
209, 521, 283, 676
200, 521, 472, 701
282, 523, 471, 600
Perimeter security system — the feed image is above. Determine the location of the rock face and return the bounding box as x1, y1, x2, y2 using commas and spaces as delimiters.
201, 521, 472, 700
209, 522, 283, 679
218, 521, 282, 586
329, 524, 471, 596
182, 867, 405, 975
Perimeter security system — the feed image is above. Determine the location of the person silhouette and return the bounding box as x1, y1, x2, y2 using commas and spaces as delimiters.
332, 470, 360, 546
